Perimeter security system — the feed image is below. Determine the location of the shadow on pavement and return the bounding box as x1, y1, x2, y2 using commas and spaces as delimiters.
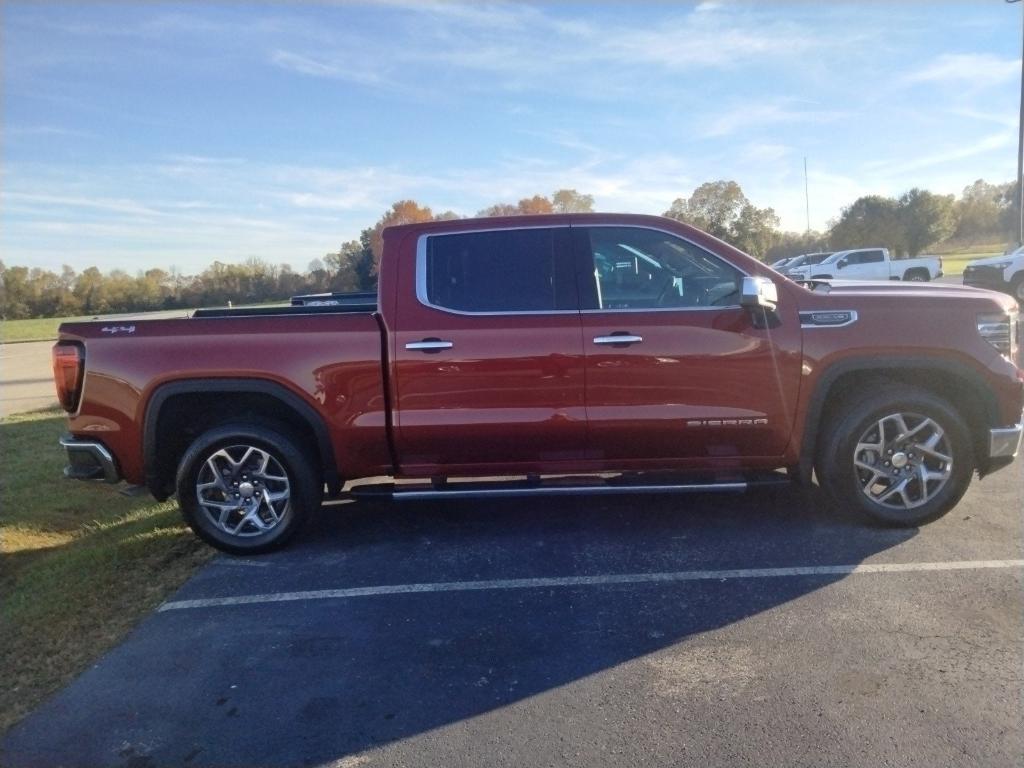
2, 486, 915, 767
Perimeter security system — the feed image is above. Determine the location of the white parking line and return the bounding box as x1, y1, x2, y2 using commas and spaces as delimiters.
158, 559, 1024, 612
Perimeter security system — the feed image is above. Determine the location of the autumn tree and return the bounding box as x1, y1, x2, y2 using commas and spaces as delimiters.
552, 189, 595, 213
369, 200, 435, 275
664, 181, 779, 258
664, 181, 748, 241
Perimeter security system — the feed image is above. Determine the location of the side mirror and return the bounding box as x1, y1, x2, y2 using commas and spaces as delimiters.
837, 258, 848, 268
740, 276, 778, 311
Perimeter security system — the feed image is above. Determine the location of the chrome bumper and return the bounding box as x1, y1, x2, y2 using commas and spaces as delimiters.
989, 422, 1024, 459
60, 435, 121, 483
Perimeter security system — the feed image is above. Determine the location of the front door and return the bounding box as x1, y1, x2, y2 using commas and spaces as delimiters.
391, 226, 587, 474
573, 225, 802, 464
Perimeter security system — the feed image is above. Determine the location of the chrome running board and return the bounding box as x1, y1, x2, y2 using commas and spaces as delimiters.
350, 474, 789, 501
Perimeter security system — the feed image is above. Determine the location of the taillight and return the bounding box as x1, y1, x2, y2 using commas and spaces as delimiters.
52, 342, 84, 412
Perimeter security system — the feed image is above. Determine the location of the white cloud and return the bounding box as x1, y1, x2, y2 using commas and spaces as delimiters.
702, 102, 846, 138
901, 53, 1021, 87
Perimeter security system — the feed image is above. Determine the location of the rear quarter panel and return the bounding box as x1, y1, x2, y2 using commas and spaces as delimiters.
60, 313, 392, 484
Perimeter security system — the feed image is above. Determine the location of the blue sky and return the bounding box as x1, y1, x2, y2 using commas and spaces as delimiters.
2, 1, 1021, 272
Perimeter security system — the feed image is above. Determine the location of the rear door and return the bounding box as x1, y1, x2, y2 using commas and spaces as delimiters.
391, 226, 587, 473
573, 225, 802, 463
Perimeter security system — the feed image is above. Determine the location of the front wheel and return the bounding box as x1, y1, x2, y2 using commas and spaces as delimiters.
816, 385, 974, 527
175, 422, 322, 554
1010, 274, 1024, 303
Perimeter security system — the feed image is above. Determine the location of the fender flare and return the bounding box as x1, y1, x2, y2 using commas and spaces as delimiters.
143, 378, 340, 500
797, 355, 998, 484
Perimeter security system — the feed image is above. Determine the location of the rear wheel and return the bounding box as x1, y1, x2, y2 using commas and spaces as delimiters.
175, 422, 322, 554
905, 269, 929, 282
817, 385, 973, 527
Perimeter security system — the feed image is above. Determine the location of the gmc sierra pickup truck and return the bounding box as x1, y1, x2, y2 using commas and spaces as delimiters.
53, 213, 1023, 553
785, 248, 942, 282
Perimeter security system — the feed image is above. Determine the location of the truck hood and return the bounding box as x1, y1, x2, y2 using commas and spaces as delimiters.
966, 254, 1015, 267
799, 279, 1018, 310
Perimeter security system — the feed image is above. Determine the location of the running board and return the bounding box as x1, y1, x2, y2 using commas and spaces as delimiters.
349, 474, 790, 501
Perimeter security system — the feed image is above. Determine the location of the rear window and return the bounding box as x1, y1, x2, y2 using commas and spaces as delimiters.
422, 228, 575, 313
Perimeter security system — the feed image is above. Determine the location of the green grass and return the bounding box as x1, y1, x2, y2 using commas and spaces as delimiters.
0, 410, 213, 734
939, 254, 998, 277
0, 316, 87, 344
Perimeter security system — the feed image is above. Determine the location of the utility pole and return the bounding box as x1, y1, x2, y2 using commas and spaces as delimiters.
1011, 0, 1024, 246
804, 156, 811, 234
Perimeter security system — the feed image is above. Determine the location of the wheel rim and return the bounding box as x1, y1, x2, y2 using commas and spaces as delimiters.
196, 444, 291, 537
852, 412, 953, 511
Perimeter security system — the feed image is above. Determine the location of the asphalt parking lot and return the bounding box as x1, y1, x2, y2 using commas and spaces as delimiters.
3, 466, 1021, 768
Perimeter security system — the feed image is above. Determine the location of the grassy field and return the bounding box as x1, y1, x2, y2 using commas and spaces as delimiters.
0, 410, 213, 734
0, 316, 93, 344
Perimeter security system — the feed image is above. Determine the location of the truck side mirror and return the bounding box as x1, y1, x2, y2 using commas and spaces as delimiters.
740, 276, 778, 311
837, 258, 848, 268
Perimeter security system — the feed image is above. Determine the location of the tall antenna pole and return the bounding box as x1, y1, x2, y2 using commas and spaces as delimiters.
1011, 0, 1024, 246
804, 156, 811, 234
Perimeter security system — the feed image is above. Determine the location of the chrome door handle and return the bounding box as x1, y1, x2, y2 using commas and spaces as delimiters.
593, 334, 643, 345
405, 339, 454, 352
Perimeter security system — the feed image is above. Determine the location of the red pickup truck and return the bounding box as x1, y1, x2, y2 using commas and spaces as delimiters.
53, 214, 1024, 553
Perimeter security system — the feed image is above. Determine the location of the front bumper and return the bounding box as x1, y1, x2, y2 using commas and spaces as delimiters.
963, 266, 1009, 293
60, 435, 121, 483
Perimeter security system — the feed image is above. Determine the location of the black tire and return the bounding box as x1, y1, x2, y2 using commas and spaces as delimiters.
905, 269, 929, 282
175, 422, 323, 554
816, 384, 974, 527
1010, 273, 1024, 303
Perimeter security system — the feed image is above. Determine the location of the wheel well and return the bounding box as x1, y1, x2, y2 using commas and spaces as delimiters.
904, 267, 929, 279
802, 366, 996, 482
145, 386, 337, 500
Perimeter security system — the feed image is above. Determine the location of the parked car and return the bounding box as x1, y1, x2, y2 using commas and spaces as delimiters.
963, 245, 1024, 301
53, 213, 1023, 553
787, 248, 942, 282
770, 256, 796, 269
781, 252, 831, 276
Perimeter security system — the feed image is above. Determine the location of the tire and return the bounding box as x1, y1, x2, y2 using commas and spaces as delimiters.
175, 422, 323, 554
816, 385, 974, 527
905, 269, 929, 282
1010, 273, 1024, 303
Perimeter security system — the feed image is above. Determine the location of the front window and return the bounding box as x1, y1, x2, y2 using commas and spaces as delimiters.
580, 227, 743, 310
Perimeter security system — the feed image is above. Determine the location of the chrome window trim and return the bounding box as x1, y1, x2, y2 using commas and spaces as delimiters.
415, 227, 579, 317
414, 223, 753, 316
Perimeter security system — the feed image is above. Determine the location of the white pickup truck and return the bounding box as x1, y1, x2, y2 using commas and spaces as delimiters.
786, 247, 943, 282
962, 245, 1024, 302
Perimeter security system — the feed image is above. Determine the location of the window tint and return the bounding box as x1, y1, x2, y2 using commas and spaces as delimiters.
423, 228, 575, 313
863, 250, 884, 263
580, 227, 743, 310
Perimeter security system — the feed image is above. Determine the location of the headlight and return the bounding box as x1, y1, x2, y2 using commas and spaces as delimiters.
978, 311, 1020, 362
982, 261, 1012, 270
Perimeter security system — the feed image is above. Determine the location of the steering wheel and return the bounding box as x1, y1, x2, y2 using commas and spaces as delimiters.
655, 277, 686, 306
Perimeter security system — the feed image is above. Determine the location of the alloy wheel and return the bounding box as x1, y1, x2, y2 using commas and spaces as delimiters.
852, 412, 952, 511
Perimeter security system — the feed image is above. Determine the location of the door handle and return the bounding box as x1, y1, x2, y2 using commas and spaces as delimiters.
593, 334, 643, 346
405, 339, 454, 352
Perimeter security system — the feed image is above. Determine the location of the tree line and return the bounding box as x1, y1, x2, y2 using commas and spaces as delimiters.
1, 181, 1019, 320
